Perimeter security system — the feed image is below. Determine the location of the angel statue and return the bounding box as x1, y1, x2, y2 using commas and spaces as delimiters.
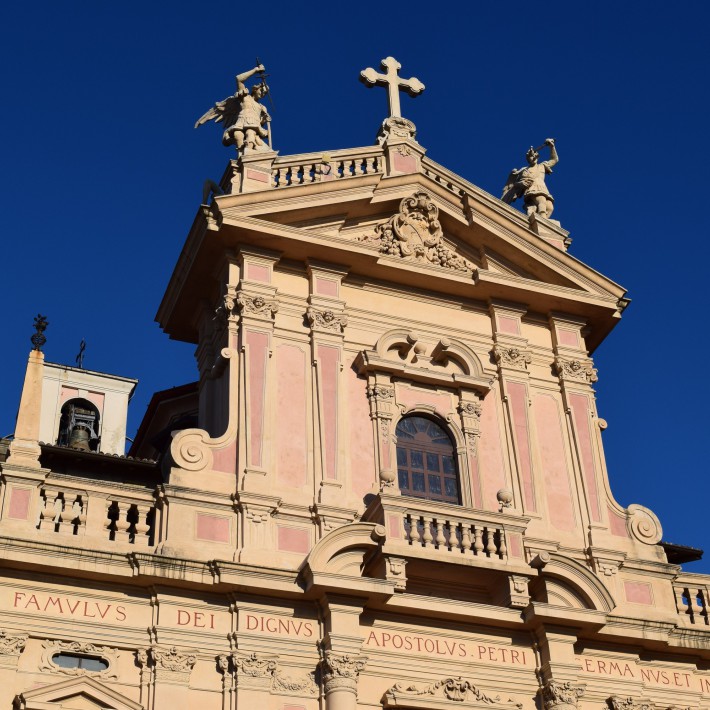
502, 139, 559, 218
195, 65, 272, 153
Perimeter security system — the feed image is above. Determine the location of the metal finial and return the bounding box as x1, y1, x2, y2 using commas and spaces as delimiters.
76, 339, 86, 369
31, 314, 48, 351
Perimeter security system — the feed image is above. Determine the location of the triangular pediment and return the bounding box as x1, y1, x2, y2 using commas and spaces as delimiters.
16, 675, 143, 710
158, 144, 627, 351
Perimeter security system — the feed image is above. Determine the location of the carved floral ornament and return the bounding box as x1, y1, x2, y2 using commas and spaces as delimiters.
223, 289, 279, 321
386, 677, 521, 707
0, 630, 27, 656
149, 646, 197, 674
358, 191, 472, 273
230, 652, 318, 695
540, 680, 585, 710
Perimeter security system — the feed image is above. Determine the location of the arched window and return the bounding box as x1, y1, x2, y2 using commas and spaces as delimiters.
395, 416, 460, 504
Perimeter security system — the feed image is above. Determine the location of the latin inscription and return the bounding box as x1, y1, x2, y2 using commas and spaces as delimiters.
578, 656, 710, 692
364, 630, 530, 665
240, 613, 315, 638
12, 591, 127, 621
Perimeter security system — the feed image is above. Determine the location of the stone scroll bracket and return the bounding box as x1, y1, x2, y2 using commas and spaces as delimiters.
0, 629, 27, 670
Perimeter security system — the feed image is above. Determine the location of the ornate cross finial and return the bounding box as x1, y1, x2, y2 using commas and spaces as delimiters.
360, 56, 425, 118
31, 314, 48, 351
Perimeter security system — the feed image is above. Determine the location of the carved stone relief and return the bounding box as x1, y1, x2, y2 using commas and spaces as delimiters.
149, 646, 197, 684
306, 307, 348, 333
358, 191, 472, 273
386, 677, 522, 707
232, 652, 317, 695
606, 696, 653, 710
236, 292, 279, 320
0, 629, 27, 657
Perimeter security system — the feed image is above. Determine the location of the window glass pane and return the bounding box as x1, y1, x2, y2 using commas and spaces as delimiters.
442, 455, 455, 474
410, 451, 424, 469
396, 447, 407, 466
53, 654, 79, 669
396, 418, 416, 438
428, 475, 442, 494
445, 479, 458, 498
412, 472, 425, 492
426, 452, 439, 471
398, 470, 409, 490
80, 657, 109, 671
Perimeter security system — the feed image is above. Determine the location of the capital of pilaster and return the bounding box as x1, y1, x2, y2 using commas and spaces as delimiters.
539, 680, 585, 710
149, 645, 197, 684
234, 651, 278, 689
553, 357, 598, 384
306, 306, 348, 334
234, 291, 279, 322
321, 651, 368, 695
493, 344, 532, 371
606, 696, 653, 710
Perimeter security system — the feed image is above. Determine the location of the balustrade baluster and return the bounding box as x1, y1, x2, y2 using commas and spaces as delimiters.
422, 516, 433, 546
365, 156, 375, 174
134, 504, 152, 547
473, 525, 484, 555
498, 528, 507, 558
460, 524, 472, 553
114, 502, 131, 543
434, 520, 446, 548
485, 527, 497, 556
271, 168, 279, 187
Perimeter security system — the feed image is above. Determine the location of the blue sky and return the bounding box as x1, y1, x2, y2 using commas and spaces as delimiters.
1, 2, 708, 570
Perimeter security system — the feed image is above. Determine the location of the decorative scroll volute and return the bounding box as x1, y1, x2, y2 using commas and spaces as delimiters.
458, 392, 483, 457
606, 696, 653, 710
367, 381, 396, 488
554, 356, 598, 384
493, 344, 532, 371
0, 630, 27, 657
385, 676, 522, 707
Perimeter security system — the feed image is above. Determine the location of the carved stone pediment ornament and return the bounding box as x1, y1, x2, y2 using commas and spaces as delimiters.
540, 680, 585, 710
359, 191, 472, 273
39, 640, 118, 680
386, 677, 522, 707
493, 344, 532, 370
554, 356, 598, 383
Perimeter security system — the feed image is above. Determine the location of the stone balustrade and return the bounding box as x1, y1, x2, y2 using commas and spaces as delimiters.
0, 480, 157, 549
362, 492, 530, 571
271, 146, 383, 188
674, 579, 710, 625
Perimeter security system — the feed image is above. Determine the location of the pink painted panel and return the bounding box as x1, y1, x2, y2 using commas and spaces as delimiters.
246, 330, 269, 468
558, 329, 579, 348
387, 513, 401, 539
396, 388, 452, 417
212, 442, 236, 474
317, 345, 340, 480
478, 391, 508, 512
277, 526, 310, 554
497, 315, 520, 335
246, 168, 269, 182
624, 581, 654, 605
276, 345, 308, 488
348, 368, 376, 496
195, 513, 230, 543
7, 488, 31, 520
569, 393, 601, 522
608, 506, 629, 537
246, 263, 270, 283
315, 277, 338, 297
392, 153, 417, 173
507, 381, 536, 513
59, 387, 79, 406
507, 532, 523, 559
283, 705, 306, 710
533, 394, 576, 532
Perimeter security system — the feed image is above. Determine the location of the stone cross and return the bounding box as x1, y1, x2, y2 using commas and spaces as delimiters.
360, 57, 425, 118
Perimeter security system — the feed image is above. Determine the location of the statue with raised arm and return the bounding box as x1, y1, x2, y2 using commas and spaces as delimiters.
195, 65, 271, 153
502, 139, 559, 218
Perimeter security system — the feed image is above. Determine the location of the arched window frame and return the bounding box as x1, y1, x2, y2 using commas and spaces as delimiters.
391, 406, 473, 508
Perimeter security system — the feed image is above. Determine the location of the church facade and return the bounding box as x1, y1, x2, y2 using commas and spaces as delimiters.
1, 59, 709, 710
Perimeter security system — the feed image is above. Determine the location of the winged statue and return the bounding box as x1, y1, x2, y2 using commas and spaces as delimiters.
195, 64, 271, 153
502, 139, 558, 219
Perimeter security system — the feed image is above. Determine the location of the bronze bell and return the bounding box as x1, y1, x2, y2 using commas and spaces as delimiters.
68, 425, 91, 451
